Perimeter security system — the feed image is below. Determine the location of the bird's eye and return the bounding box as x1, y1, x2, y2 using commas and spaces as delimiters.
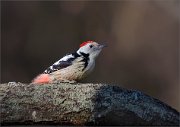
89, 45, 93, 48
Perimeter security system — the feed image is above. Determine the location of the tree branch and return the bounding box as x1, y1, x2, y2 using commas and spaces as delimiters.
0, 82, 179, 126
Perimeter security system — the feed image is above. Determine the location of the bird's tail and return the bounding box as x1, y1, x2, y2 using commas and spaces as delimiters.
32, 74, 51, 84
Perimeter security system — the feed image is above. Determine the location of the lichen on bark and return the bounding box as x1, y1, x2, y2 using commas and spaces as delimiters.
0, 82, 179, 126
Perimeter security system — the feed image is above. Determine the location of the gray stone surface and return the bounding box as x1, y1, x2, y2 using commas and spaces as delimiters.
0, 82, 179, 125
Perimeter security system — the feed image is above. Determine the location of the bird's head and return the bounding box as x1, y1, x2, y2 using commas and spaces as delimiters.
77, 41, 106, 59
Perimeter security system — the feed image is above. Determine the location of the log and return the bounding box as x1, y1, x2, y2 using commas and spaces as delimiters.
0, 82, 179, 126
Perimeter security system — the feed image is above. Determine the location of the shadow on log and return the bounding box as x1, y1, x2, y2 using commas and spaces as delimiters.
0, 82, 179, 126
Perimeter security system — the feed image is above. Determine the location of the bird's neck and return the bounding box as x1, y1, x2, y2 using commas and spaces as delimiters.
77, 51, 95, 72
78, 51, 89, 59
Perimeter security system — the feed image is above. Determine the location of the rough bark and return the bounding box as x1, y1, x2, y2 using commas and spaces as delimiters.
0, 82, 179, 126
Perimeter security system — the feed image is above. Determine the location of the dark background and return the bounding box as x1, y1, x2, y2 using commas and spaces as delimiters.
1, 1, 179, 111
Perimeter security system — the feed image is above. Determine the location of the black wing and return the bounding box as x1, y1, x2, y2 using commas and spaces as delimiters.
44, 52, 80, 74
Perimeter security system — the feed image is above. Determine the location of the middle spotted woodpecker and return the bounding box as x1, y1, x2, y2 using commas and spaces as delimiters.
32, 41, 106, 84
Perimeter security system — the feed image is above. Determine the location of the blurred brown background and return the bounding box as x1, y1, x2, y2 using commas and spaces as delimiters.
1, 1, 179, 111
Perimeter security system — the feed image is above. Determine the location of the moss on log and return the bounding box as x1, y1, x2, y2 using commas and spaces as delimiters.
0, 82, 179, 126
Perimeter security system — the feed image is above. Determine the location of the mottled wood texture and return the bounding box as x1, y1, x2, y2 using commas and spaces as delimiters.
0, 82, 179, 126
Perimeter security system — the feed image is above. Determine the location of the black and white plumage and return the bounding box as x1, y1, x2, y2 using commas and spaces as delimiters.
32, 41, 106, 84
44, 52, 89, 74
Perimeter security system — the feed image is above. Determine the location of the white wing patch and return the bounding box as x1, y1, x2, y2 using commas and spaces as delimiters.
44, 54, 76, 74
60, 54, 74, 61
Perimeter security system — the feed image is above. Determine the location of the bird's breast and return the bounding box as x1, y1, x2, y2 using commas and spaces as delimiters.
83, 60, 95, 75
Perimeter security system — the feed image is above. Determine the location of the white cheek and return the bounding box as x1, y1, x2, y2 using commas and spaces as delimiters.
78, 47, 91, 54
91, 50, 101, 58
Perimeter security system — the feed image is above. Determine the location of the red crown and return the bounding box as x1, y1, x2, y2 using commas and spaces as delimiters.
80, 41, 93, 47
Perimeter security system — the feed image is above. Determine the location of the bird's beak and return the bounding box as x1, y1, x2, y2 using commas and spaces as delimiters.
98, 43, 107, 49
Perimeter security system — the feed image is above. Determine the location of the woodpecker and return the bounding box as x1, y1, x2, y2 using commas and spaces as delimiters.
32, 41, 106, 84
